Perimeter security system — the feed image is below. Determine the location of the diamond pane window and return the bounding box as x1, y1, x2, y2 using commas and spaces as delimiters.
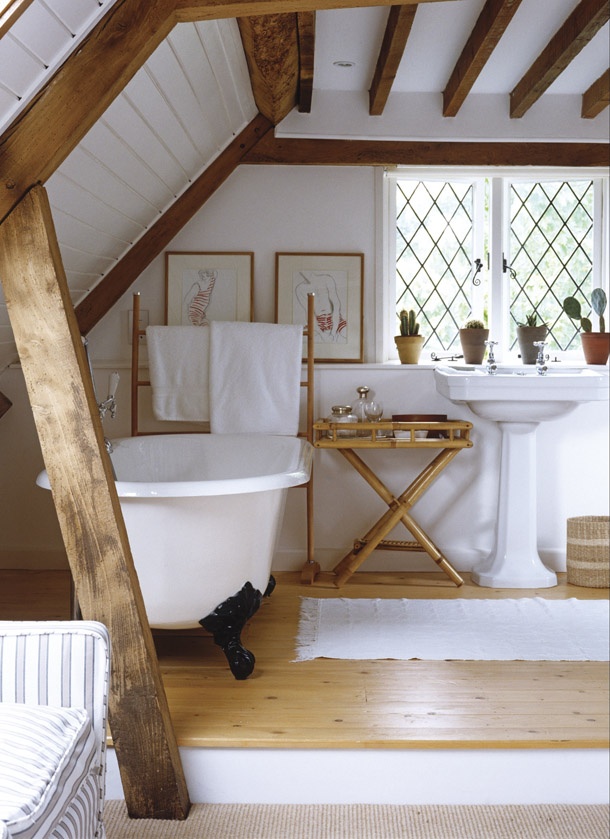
391, 171, 606, 363
508, 180, 594, 352
396, 180, 481, 354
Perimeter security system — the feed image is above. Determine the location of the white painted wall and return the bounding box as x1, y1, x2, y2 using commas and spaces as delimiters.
0, 165, 608, 578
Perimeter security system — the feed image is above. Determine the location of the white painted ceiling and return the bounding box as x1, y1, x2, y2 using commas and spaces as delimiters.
0, 0, 608, 372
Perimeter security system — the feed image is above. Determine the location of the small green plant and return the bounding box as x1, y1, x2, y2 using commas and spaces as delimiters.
398, 309, 420, 336
463, 319, 485, 329
563, 288, 607, 333
517, 313, 546, 327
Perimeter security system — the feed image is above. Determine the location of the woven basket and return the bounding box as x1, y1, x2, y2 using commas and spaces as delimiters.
566, 516, 610, 588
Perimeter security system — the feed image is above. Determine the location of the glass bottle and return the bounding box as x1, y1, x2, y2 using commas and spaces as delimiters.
353, 386, 370, 436
326, 405, 358, 438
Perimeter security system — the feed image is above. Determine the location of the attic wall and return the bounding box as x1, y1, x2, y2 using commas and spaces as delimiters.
0, 164, 608, 573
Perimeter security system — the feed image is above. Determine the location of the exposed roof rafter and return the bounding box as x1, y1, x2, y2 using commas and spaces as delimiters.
443, 0, 523, 117
369, 4, 417, 116
297, 11, 316, 113
582, 68, 610, 117
510, 0, 610, 118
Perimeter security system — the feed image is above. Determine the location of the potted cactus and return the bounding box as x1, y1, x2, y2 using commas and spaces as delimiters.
516, 313, 548, 364
562, 288, 609, 365
394, 309, 424, 364
459, 318, 489, 365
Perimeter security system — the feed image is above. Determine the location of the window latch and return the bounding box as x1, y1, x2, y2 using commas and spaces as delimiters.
503, 256, 517, 280
472, 258, 483, 287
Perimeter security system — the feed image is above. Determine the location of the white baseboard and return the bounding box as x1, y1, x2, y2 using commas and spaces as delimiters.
106, 747, 608, 805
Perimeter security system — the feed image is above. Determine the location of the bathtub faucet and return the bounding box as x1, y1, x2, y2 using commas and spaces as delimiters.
97, 371, 120, 421
82, 338, 119, 456
484, 340, 498, 375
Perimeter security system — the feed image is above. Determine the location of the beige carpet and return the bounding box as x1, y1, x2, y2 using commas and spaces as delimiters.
103, 801, 609, 838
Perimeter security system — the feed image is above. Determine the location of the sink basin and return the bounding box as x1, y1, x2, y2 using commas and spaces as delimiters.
434, 365, 608, 422
434, 364, 609, 589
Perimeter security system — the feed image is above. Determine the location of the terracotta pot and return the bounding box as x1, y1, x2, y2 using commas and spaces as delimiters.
394, 335, 424, 364
459, 328, 489, 364
581, 332, 610, 365
516, 325, 548, 364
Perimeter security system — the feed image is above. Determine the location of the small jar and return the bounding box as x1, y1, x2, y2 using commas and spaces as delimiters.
326, 405, 358, 438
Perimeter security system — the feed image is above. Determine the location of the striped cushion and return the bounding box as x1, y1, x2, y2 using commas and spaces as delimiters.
0, 703, 97, 839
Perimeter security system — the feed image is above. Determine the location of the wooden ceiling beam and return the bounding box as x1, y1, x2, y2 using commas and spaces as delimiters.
237, 14, 299, 123
443, 0, 523, 117
582, 68, 610, 117
297, 11, 316, 113
510, 0, 610, 118
244, 133, 609, 166
0, 184, 190, 819
173, 0, 451, 20
76, 114, 273, 334
369, 4, 417, 116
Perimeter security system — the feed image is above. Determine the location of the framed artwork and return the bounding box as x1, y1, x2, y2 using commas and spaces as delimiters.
165, 251, 253, 325
275, 252, 364, 362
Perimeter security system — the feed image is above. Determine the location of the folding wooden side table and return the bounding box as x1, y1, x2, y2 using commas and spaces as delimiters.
303, 419, 473, 587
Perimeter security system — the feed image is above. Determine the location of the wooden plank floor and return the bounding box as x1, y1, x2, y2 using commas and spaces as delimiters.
2, 569, 608, 751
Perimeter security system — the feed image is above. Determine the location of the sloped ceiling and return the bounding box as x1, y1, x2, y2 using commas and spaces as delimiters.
0, 0, 608, 373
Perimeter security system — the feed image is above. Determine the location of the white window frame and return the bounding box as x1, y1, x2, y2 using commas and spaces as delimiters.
383, 167, 609, 364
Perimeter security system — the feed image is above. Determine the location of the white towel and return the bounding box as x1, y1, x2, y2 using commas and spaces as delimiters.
146, 325, 210, 421
209, 321, 304, 435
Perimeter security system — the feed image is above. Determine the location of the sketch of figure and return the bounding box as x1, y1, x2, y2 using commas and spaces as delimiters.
295, 271, 347, 343
183, 269, 217, 326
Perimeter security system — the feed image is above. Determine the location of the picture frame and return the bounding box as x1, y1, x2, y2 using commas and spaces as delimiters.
165, 251, 253, 325
275, 252, 364, 362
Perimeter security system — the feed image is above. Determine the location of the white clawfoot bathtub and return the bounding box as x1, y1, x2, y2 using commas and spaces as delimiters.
38, 433, 312, 679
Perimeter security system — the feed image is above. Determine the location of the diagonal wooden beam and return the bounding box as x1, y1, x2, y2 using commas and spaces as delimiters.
369, 5, 417, 116
297, 11, 316, 112
582, 68, 610, 117
0, 184, 190, 820
237, 14, 299, 123
443, 0, 523, 117
243, 133, 609, 166
510, 0, 610, 118
76, 114, 273, 333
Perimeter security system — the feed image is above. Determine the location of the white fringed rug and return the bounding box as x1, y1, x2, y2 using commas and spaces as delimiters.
294, 598, 609, 662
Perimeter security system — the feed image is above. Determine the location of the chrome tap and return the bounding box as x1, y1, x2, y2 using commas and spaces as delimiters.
82, 337, 119, 455
484, 340, 498, 375
97, 371, 120, 421
533, 341, 548, 376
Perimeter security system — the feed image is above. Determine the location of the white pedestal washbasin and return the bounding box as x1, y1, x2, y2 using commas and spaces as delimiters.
434, 365, 609, 588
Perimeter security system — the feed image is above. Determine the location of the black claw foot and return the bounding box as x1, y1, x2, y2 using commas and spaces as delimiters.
264, 575, 276, 598
199, 581, 263, 680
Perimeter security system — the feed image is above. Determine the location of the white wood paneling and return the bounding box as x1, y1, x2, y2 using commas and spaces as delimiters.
0, 0, 120, 135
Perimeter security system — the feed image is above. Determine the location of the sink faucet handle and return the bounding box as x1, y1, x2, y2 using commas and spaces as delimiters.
484, 339, 498, 360
533, 340, 548, 375
484, 340, 498, 374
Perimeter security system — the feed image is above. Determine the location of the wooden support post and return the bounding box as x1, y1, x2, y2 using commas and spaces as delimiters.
0, 186, 190, 820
